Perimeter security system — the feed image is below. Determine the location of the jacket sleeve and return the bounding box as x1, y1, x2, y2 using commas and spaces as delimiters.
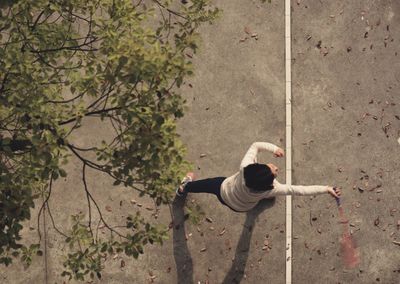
270, 181, 329, 196
240, 142, 279, 169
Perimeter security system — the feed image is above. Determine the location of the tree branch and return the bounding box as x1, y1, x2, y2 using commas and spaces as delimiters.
58, 106, 121, 125
37, 173, 53, 242
82, 163, 127, 240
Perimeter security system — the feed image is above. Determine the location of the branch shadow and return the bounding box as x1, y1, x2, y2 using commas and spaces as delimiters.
171, 196, 194, 284
222, 198, 276, 284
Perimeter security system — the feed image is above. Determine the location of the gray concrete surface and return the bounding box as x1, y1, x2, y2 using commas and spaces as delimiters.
292, 1, 400, 283
1, 0, 400, 283
0, 0, 286, 283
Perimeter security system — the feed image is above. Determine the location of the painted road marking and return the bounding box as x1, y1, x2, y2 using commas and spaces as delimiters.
285, 0, 292, 283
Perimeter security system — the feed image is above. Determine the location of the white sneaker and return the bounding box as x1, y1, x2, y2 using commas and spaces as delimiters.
175, 172, 194, 197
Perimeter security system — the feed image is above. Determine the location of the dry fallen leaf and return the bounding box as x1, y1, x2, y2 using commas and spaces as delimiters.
374, 217, 380, 226
120, 260, 125, 268
200, 247, 207, 252
219, 228, 226, 236
205, 217, 213, 223
322, 47, 329, 56
244, 26, 251, 35
105, 205, 112, 212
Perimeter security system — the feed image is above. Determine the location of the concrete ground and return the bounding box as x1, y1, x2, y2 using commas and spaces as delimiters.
1, 0, 400, 283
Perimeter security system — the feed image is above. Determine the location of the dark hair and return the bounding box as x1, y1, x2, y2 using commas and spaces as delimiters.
243, 163, 275, 192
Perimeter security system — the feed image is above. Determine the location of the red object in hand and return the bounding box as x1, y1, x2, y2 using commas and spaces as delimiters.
340, 232, 360, 268
337, 206, 360, 269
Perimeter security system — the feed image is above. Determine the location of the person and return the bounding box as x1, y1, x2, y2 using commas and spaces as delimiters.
176, 142, 341, 212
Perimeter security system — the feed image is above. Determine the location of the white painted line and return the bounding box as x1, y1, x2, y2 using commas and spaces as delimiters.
284, 0, 292, 283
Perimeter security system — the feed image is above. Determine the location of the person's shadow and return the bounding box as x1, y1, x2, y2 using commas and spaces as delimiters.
171, 197, 275, 284
171, 196, 194, 284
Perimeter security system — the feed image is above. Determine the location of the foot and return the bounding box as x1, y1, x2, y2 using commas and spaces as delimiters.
176, 172, 195, 197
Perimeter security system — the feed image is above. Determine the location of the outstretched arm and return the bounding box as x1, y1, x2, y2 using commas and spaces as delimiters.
271, 181, 341, 198
240, 142, 283, 169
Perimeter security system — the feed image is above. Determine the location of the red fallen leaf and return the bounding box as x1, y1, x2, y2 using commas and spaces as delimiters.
105, 205, 112, 212
374, 217, 380, 226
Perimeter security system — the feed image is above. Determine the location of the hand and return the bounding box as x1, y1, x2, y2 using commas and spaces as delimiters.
327, 187, 341, 198
274, 148, 284, 158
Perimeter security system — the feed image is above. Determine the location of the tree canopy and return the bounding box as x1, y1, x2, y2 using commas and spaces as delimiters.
0, 0, 218, 280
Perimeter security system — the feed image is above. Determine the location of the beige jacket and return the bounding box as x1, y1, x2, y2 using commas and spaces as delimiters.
220, 142, 329, 212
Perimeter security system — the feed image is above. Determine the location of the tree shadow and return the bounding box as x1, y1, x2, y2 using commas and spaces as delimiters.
171, 197, 275, 284
222, 198, 276, 284
171, 196, 194, 284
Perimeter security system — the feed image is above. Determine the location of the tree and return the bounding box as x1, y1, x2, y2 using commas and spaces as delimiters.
0, 0, 219, 280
